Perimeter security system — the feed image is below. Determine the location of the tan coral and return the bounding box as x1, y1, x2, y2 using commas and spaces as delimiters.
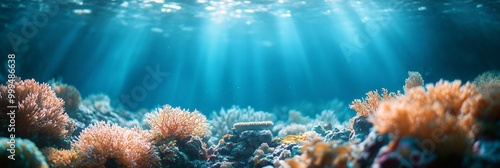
146, 105, 210, 141
73, 122, 160, 168
371, 80, 484, 156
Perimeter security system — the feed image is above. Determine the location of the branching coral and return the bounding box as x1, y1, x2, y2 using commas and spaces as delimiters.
349, 88, 399, 117
73, 122, 160, 168
371, 80, 484, 156
0, 79, 72, 147
51, 83, 82, 113
403, 71, 424, 93
146, 105, 210, 141
210, 106, 275, 138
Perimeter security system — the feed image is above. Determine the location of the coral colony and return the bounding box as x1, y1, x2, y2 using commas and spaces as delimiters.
1, 71, 499, 168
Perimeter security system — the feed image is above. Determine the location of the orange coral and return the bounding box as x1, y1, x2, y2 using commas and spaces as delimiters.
42, 148, 77, 168
403, 71, 424, 92
0, 79, 71, 147
349, 88, 399, 117
470, 88, 500, 137
73, 122, 160, 168
371, 80, 484, 156
145, 105, 210, 141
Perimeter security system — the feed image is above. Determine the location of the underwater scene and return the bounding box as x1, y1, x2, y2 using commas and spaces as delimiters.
1, 0, 500, 167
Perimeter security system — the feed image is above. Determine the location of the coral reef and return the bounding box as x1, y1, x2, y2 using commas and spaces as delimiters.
0, 137, 49, 168
156, 137, 209, 168
348, 88, 398, 141
146, 105, 210, 141
72, 122, 160, 168
0, 79, 72, 148
210, 106, 276, 139
208, 129, 274, 167
78, 94, 141, 127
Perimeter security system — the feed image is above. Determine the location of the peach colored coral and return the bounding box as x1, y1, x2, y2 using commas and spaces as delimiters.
0, 79, 71, 142
42, 148, 76, 168
145, 105, 210, 141
371, 80, 483, 156
73, 122, 160, 168
349, 88, 399, 117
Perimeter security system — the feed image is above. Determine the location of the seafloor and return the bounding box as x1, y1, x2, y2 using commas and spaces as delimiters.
0, 70, 499, 168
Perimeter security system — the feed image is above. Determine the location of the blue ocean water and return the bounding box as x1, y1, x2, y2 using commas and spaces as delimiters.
1, 0, 499, 114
